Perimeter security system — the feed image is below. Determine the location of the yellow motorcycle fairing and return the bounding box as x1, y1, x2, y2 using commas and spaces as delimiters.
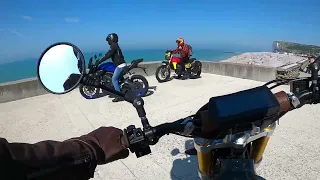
172, 62, 177, 70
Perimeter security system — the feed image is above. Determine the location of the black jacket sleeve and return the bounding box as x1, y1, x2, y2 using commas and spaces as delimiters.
96, 43, 117, 65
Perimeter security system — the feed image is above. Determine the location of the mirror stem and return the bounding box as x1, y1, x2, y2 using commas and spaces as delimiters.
81, 75, 151, 129
132, 97, 151, 129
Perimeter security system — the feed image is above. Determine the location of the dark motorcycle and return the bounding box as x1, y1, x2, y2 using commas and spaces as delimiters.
155, 51, 202, 82
79, 54, 149, 99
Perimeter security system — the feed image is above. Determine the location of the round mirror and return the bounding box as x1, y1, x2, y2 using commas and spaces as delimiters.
37, 42, 85, 94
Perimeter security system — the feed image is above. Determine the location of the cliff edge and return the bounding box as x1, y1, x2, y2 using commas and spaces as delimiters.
273, 41, 320, 55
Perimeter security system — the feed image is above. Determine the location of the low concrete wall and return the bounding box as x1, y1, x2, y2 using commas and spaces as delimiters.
201, 61, 277, 82
0, 61, 276, 103
0, 78, 48, 103
0, 62, 162, 103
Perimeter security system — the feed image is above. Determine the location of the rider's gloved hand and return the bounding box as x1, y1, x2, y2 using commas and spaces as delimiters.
76, 127, 129, 164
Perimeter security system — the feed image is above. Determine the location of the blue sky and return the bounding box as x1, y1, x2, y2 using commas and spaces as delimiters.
0, 0, 320, 63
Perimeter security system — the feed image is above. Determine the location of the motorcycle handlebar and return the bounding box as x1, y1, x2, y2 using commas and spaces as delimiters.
121, 89, 315, 155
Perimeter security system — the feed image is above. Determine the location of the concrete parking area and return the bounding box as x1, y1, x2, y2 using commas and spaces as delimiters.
0, 73, 319, 180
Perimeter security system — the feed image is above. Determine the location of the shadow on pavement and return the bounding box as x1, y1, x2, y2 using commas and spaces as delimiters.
144, 86, 157, 97
169, 140, 267, 180
107, 86, 157, 99
174, 75, 201, 81
98, 89, 110, 98
170, 140, 199, 180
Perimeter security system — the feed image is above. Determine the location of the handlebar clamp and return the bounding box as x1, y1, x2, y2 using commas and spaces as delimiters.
124, 125, 152, 158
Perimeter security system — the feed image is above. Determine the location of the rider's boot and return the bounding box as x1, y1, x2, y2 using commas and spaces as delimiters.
181, 69, 190, 80
112, 97, 124, 102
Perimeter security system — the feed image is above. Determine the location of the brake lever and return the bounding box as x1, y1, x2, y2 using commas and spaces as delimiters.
180, 117, 196, 136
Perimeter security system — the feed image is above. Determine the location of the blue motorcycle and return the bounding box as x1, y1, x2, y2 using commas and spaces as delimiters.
79, 54, 149, 99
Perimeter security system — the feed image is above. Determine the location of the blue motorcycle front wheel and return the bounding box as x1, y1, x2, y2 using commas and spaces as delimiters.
79, 84, 100, 99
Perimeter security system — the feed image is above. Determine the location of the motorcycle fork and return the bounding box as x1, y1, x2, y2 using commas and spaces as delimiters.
194, 138, 214, 180
250, 122, 276, 168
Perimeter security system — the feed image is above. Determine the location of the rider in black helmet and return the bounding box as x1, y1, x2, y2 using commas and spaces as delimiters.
95, 33, 127, 102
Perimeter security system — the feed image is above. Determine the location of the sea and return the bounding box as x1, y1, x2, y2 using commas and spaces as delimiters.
0, 49, 238, 84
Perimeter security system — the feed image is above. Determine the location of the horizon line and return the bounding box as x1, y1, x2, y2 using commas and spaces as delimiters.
1, 48, 248, 65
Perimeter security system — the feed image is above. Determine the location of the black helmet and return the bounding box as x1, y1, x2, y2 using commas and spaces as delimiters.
106, 33, 118, 45
308, 55, 316, 59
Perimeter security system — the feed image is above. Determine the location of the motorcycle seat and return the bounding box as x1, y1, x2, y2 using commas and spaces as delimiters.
186, 58, 196, 63
131, 58, 144, 65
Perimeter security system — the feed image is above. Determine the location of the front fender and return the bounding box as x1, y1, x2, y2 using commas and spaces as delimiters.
214, 159, 264, 180
162, 61, 169, 65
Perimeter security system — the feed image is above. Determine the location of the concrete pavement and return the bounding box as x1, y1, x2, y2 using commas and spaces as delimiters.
0, 73, 320, 180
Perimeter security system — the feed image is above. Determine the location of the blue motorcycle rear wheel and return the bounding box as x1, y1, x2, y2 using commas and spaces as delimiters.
129, 75, 149, 97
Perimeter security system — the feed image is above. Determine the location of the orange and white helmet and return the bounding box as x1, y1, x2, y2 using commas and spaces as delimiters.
176, 37, 184, 46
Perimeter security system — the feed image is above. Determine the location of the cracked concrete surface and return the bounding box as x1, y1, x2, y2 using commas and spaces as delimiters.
0, 73, 320, 180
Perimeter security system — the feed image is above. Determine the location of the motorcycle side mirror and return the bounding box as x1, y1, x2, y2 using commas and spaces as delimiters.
37, 42, 86, 94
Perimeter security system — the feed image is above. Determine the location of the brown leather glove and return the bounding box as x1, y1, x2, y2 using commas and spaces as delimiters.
76, 127, 129, 165
0, 127, 129, 180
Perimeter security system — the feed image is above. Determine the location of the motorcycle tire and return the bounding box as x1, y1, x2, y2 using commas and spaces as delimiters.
195, 61, 202, 77
79, 84, 100, 99
129, 75, 149, 97
176, 65, 182, 79
155, 65, 171, 83
190, 61, 202, 79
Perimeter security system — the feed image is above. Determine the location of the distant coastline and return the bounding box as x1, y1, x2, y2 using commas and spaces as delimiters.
273, 41, 320, 56
221, 52, 305, 68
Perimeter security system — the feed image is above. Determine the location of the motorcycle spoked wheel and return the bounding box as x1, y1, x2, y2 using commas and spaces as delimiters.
79, 84, 100, 99
124, 75, 149, 97
155, 65, 171, 83
175, 65, 183, 79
